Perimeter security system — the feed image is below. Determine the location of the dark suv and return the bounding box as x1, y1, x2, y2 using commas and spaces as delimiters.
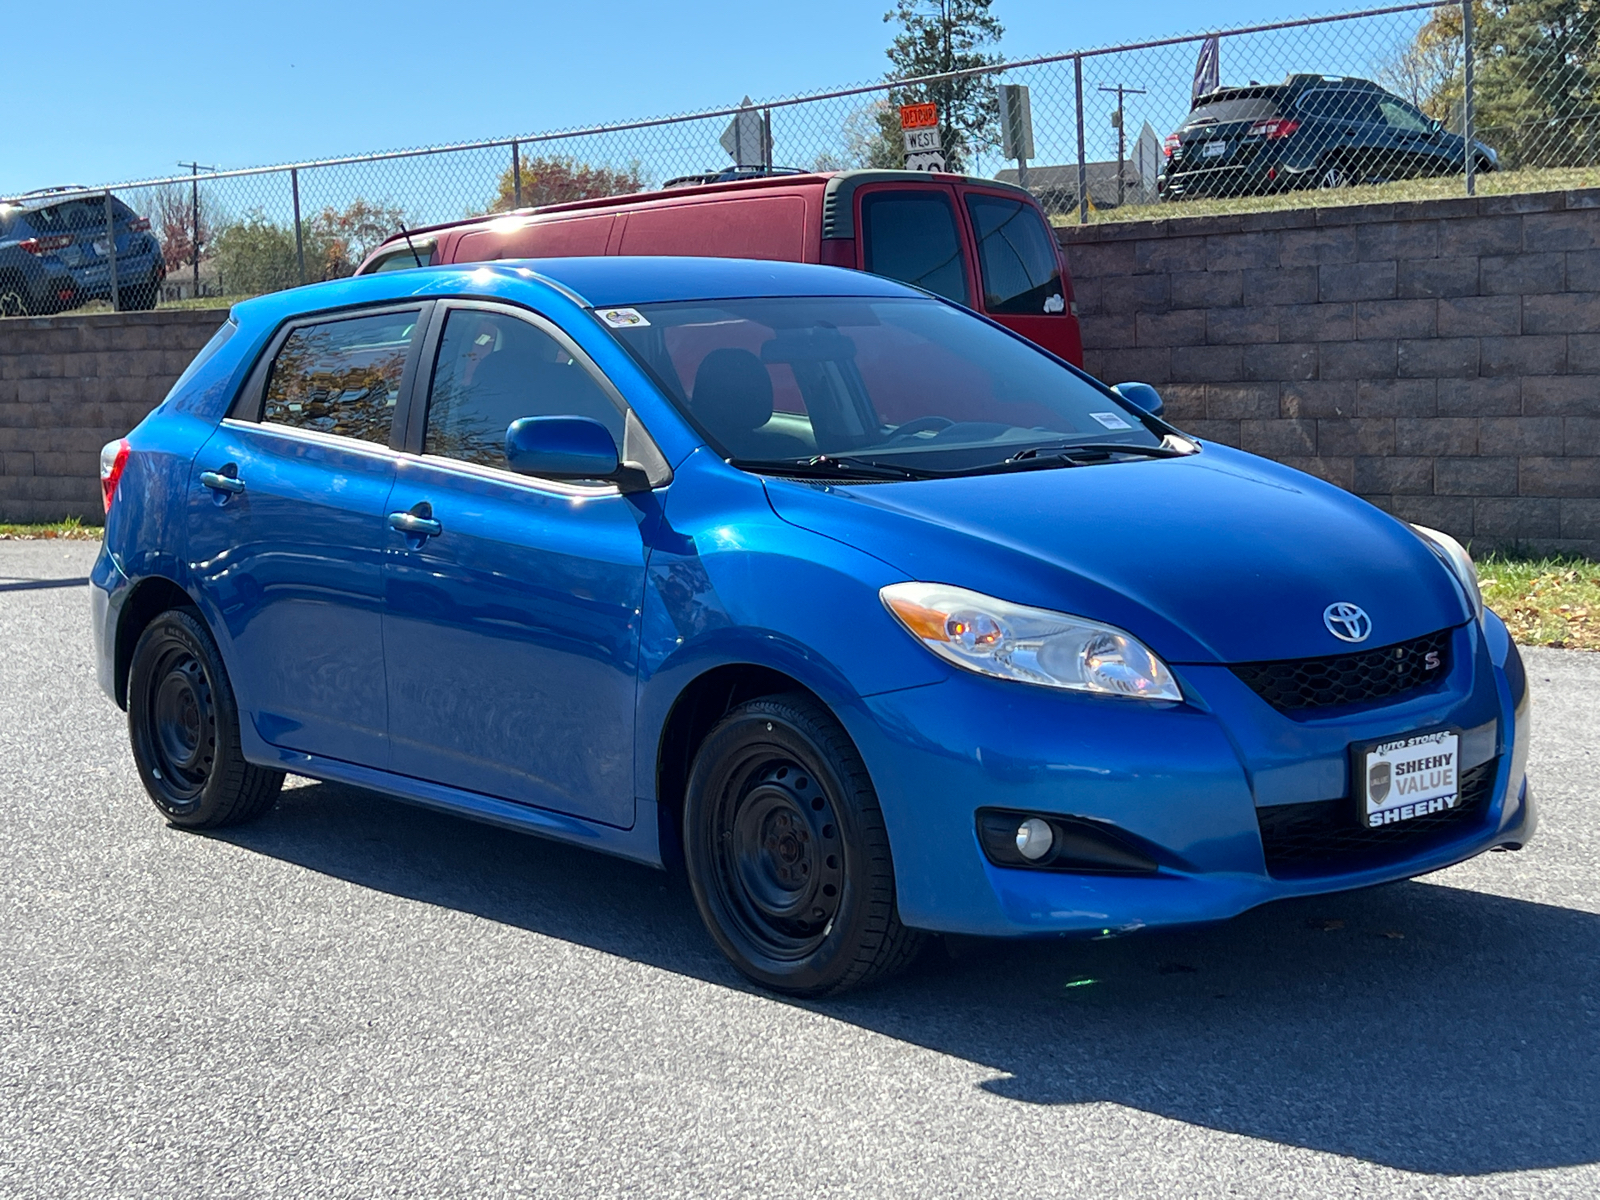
0, 188, 165, 316
1159, 74, 1499, 199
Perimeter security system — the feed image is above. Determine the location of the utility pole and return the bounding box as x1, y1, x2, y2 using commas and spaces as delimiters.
177, 162, 216, 297
1097, 84, 1146, 208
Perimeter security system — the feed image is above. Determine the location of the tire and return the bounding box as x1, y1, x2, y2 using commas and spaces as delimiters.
1318, 163, 1351, 189
127, 608, 283, 829
0, 281, 30, 318
683, 692, 925, 996
119, 277, 159, 311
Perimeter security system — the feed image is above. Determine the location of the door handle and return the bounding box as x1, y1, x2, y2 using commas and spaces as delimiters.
199, 470, 245, 495
388, 509, 443, 539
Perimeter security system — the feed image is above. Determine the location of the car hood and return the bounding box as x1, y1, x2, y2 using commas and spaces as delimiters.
761, 445, 1469, 665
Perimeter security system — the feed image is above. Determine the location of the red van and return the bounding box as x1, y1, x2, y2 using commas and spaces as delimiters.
357, 169, 1083, 365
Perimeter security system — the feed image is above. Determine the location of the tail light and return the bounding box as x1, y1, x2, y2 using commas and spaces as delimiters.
1163, 134, 1180, 159
127, 217, 151, 233
1248, 118, 1300, 140
18, 234, 73, 255
100, 439, 130, 513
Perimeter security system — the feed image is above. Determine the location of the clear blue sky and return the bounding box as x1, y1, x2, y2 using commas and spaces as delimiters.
4, 1, 1382, 194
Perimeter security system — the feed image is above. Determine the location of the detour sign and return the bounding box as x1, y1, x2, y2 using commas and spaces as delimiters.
899, 103, 938, 130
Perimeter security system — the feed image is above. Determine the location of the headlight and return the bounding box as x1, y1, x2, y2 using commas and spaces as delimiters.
880, 582, 1182, 701
1411, 524, 1483, 621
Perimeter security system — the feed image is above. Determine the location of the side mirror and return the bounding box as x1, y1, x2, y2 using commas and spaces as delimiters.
1112, 381, 1164, 418
506, 415, 621, 480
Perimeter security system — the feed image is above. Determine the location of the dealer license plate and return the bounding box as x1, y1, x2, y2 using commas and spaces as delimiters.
1355, 729, 1460, 829
1201, 140, 1229, 158
91, 238, 110, 256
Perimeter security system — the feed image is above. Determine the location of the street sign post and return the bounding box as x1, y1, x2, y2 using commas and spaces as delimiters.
899, 103, 946, 173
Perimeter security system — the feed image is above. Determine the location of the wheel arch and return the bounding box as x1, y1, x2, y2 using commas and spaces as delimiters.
113, 575, 198, 709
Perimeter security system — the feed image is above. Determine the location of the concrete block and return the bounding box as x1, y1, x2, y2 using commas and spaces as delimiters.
1435, 457, 1517, 496
1319, 261, 1397, 302
1523, 292, 1600, 334
1386, 495, 1474, 535
1357, 379, 1437, 417
1436, 377, 1521, 417
1320, 339, 1397, 380
1472, 497, 1562, 539
1316, 417, 1395, 457
1204, 383, 1281, 420
1560, 498, 1600, 538
1170, 345, 1242, 383
1479, 416, 1565, 456
1080, 314, 1136, 350
1277, 456, 1354, 489
1355, 455, 1434, 494
1396, 416, 1477, 456
1280, 380, 1358, 418
1206, 232, 1279, 271
1243, 343, 1319, 381
1137, 309, 1207, 347
1356, 220, 1439, 262
1241, 418, 1317, 457
1355, 299, 1437, 340
1065, 239, 1136, 278
1073, 276, 1106, 317
1436, 295, 1520, 338
1401, 336, 1472, 377
1278, 226, 1357, 266
1277, 302, 1355, 342
1564, 248, 1600, 290
1205, 306, 1278, 345
1564, 416, 1600, 454
1170, 270, 1243, 309
1523, 376, 1600, 416
1437, 216, 1523, 257
1094, 348, 1173, 385
1397, 257, 1480, 299
1481, 253, 1564, 295
1183, 419, 1242, 447
1134, 237, 1207, 274
1520, 456, 1600, 497
1481, 335, 1566, 377
1160, 383, 1207, 422
1523, 210, 1600, 251
1098, 274, 1171, 316
1241, 266, 1318, 307
1565, 334, 1600, 374
1, 451, 35, 477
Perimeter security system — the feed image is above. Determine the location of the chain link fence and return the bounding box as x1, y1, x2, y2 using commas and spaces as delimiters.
4, 1, 1597, 317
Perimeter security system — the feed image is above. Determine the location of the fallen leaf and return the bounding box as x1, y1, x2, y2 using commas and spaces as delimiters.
1308, 918, 1345, 931
1376, 930, 1405, 940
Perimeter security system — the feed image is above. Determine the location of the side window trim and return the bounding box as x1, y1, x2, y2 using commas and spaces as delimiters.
228, 301, 434, 454
410, 299, 670, 487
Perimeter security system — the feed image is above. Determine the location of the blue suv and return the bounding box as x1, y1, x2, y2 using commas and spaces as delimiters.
0, 188, 165, 316
91, 257, 1534, 995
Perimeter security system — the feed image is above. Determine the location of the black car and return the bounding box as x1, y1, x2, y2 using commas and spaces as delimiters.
1159, 74, 1498, 200
0, 188, 165, 317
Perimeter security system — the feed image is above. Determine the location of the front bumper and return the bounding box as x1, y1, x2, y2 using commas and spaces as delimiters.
847, 613, 1531, 937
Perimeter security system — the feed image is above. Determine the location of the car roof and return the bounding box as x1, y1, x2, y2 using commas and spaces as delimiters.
513, 255, 923, 306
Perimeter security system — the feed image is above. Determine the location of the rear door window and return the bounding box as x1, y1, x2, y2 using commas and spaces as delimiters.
424, 308, 624, 471
964, 194, 1064, 315
1298, 89, 1384, 124
1185, 96, 1279, 126
260, 309, 420, 444
368, 242, 435, 272
859, 190, 970, 304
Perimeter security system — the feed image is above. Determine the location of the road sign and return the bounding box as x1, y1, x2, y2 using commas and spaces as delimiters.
899, 103, 938, 130
904, 152, 947, 173
997, 84, 1034, 161
900, 103, 942, 170
902, 126, 942, 154
720, 97, 771, 168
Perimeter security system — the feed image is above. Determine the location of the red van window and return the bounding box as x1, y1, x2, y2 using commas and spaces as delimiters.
964, 194, 1065, 315
456, 215, 615, 261
618, 196, 806, 260
858, 190, 970, 304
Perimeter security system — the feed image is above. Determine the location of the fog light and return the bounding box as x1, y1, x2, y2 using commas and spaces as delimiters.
1015, 818, 1054, 861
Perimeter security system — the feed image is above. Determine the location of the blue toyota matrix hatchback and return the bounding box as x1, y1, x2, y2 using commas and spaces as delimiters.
92, 257, 1534, 995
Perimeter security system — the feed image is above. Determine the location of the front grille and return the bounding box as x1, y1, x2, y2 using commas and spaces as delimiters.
1257, 758, 1497, 878
1231, 629, 1452, 713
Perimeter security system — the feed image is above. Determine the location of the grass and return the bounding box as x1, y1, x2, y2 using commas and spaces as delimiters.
0, 517, 101, 541
1054, 165, 1600, 227
70, 295, 244, 317
1478, 554, 1600, 652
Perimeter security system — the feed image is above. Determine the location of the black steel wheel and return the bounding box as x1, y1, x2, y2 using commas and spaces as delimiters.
119, 277, 159, 311
683, 693, 924, 996
127, 608, 283, 828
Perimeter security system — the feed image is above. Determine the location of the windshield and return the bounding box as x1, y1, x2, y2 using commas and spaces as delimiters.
603, 296, 1159, 474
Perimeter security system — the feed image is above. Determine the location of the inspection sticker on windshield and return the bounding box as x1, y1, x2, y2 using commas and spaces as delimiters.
596, 307, 650, 328
1090, 411, 1133, 430
1357, 729, 1459, 829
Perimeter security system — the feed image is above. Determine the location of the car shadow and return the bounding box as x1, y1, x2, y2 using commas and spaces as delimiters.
212, 778, 1600, 1177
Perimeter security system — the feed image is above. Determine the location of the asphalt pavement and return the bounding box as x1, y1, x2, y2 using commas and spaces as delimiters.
3, 540, 1598, 1199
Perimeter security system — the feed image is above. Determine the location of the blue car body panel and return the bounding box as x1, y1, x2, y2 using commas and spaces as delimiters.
92, 257, 1534, 938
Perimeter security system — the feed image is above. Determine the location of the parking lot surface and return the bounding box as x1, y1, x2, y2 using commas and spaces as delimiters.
4, 540, 1598, 1199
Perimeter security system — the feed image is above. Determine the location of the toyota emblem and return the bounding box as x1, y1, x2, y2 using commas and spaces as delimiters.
1323, 602, 1372, 643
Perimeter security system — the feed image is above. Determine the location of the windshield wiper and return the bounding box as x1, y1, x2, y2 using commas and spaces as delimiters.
730, 454, 930, 481
1005, 441, 1190, 464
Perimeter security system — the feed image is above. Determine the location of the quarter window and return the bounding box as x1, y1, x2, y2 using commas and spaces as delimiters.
859, 190, 970, 304
424, 309, 623, 471
261, 310, 418, 444
965, 195, 1064, 315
